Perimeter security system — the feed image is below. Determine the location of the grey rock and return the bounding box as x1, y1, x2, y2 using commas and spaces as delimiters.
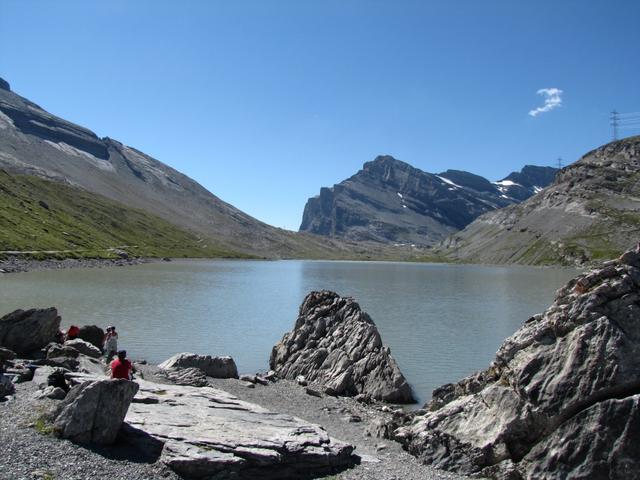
34, 386, 67, 400
77, 325, 104, 351
32, 366, 64, 387
123, 378, 355, 479
296, 375, 308, 386
0, 308, 60, 355
52, 379, 138, 445
64, 338, 102, 358
270, 290, 415, 403
394, 249, 640, 478
160, 367, 208, 387
158, 352, 238, 379
306, 387, 323, 398
46, 343, 80, 359
0, 347, 16, 362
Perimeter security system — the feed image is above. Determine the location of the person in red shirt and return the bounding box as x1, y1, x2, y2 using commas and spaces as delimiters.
110, 350, 135, 380
65, 325, 80, 341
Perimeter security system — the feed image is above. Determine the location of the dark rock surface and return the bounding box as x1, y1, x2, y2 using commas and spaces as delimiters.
270, 290, 415, 403
394, 248, 640, 479
446, 136, 640, 265
299, 156, 556, 245
78, 325, 105, 350
158, 352, 239, 379
51, 379, 139, 445
0, 308, 61, 355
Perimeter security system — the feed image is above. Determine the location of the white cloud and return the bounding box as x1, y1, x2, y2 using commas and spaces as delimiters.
528, 88, 563, 117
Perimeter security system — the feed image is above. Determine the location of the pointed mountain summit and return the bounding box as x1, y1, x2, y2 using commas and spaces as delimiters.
299, 155, 556, 245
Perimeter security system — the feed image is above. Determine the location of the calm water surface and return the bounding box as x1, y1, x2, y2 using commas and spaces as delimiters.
0, 260, 578, 404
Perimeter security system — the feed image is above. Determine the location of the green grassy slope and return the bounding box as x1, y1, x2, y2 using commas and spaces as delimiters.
0, 170, 250, 260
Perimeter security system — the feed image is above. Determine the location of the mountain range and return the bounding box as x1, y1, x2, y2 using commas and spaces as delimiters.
299, 155, 556, 245
444, 136, 640, 264
0, 77, 389, 260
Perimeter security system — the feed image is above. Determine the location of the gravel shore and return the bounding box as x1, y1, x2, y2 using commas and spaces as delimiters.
0, 364, 470, 480
0, 257, 149, 274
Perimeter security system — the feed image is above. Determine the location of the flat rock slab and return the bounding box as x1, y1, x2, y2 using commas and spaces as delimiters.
126, 379, 356, 479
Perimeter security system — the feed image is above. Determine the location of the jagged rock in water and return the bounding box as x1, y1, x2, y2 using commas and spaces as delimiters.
64, 338, 102, 358
394, 248, 640, 479
158, 352, 238, 379
77, 325, 105, 351
122, 378, 356, 480
270, 290, 415, 403
51, 379, 138, 445
0, 308, 61, 355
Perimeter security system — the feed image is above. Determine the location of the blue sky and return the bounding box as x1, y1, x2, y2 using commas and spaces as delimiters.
1, 1, 639, 230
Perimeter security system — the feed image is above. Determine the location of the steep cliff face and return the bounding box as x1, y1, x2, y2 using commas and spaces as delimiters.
300, 156, 555, 246
445, 136, 640, 265
0, 78, 361, 259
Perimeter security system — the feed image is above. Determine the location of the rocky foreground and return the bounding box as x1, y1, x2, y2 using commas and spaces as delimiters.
392, 248, 640, 479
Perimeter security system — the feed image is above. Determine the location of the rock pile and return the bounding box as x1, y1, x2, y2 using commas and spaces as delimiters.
270, 290, 414, 403
394, 248, 640, 479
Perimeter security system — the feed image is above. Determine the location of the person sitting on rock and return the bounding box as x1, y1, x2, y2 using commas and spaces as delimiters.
103, 325, 118, 364
110, 350, 135, 380
65, 325, 80, 341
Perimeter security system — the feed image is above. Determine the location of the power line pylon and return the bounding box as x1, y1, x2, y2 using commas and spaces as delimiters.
610, 110, 619, 140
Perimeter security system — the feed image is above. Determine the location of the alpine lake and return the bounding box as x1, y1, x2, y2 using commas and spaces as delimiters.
0, 259, 579, 405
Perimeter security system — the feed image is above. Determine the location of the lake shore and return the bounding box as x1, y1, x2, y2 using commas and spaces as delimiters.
0, 256, 151, 274
0, 360, 468, 480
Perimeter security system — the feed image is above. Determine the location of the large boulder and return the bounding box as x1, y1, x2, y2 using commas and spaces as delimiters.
270, 290, 415, 403
0, 347, 16, 362
0, 308, 61, 355
394, 248, 640, 479
77, 325, 104, 351
125, 378, 355, 479
51, 379, 139, 445
158, 352, 238, 379
64, 338, 102, 358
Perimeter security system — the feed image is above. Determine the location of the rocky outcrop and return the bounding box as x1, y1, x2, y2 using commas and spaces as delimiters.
77, 325, 104, 351
299, 156, 556, 246
159, 366, 208, 387
394, 248, 640, 479
446, 136, 640, 265
158, 352, 238, 379
64, 338, 102, 358
124, 378, 355, 479
270, 291, 414, 403
0, 308, 60, 355
51, 379, 138, 445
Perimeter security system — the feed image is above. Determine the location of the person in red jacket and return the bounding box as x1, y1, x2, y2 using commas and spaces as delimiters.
110, 350, 135, 380
65, 325, 80, 341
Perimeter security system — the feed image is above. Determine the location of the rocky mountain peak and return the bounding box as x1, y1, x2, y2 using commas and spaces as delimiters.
0, 78, 10, 91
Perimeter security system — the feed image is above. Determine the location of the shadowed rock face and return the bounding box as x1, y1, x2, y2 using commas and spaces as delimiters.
299, 156, 556, 246
394, 248, 640, 479
0, 308, 60, 355
270, 290, 415, 403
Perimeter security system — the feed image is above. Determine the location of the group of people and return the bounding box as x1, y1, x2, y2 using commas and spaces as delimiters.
59, 324, 134, 380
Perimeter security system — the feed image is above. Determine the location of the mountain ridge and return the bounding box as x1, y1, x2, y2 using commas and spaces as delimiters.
300, 155, 557, 246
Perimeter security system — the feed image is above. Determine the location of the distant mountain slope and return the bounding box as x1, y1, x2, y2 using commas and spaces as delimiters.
0, 170, 245, 259
0, 77, 366, 259
299, 155, 556, 245
444, 136, 640, 265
